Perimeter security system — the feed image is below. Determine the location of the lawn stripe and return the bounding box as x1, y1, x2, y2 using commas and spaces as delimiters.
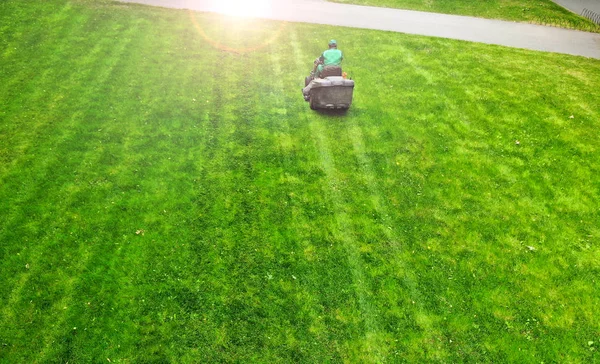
394, 44, 434, 85
91, 12, 227, 361
36, 19, 143, 361
290, 31, 386, 357
289, 29, 387, 360
0, 13, 139, 298
0, 0, 98, 314
0, 12, 143, 359
267, 38, 320, 357
344, 122, 449, 354
188, 38, 315, 359
200, 51, 262, 359
52, 16, 185, 360
131, 22, 260, 359
0, 2, 91, 178
346, 123, 426, 302
308, 118, 385, 361
265, 37, 348, 359
2, 2, 600, 361
66, 12, 230, 359
0, 1, 76, 93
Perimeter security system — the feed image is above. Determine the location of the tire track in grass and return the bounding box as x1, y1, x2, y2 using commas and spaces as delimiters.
346, 124, 422, 287
345, 123, 441, 350
309, 120, 385, 361
394, 43, 434, 85
290, 30, 385, 361
348, 45, 473, 357
263, 41, 341, 360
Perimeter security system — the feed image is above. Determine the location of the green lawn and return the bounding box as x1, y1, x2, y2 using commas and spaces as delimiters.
330, 0, 600, 32
1, 0, 600, 362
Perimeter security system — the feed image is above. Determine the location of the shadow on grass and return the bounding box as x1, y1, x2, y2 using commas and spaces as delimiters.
312, 109, 350, 118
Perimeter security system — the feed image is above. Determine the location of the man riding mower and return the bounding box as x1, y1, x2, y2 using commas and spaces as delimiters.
302, 40, 355, 110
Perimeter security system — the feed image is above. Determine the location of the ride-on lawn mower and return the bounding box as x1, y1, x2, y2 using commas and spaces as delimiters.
303, 63, 354, 111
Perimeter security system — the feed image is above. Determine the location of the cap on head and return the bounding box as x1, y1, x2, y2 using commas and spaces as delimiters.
328, 39, 337, 47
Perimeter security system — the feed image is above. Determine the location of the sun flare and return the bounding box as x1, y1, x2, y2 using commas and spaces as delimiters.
209, 0, 273, 18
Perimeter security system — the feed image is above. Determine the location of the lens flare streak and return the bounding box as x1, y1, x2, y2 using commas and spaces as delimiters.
188, 9, 287, 54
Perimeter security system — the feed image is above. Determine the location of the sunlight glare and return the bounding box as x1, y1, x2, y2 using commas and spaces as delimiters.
210, 0, 273, 18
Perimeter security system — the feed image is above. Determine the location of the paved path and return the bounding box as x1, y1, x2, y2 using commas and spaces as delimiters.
120, 0, 600, 59
553, 0, 600, 14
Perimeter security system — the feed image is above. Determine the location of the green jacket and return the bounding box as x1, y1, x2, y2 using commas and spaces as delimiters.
320, 48, 343, 66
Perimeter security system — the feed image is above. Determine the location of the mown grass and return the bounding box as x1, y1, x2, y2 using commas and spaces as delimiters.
329, 0, 600, 32
1, 0, 599, 362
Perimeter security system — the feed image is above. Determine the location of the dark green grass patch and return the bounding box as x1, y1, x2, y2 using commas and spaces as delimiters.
1, 0, 599, 362
329, 0, 600, 32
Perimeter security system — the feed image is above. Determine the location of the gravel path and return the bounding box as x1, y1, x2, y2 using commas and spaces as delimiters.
119, 0, 600, 59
